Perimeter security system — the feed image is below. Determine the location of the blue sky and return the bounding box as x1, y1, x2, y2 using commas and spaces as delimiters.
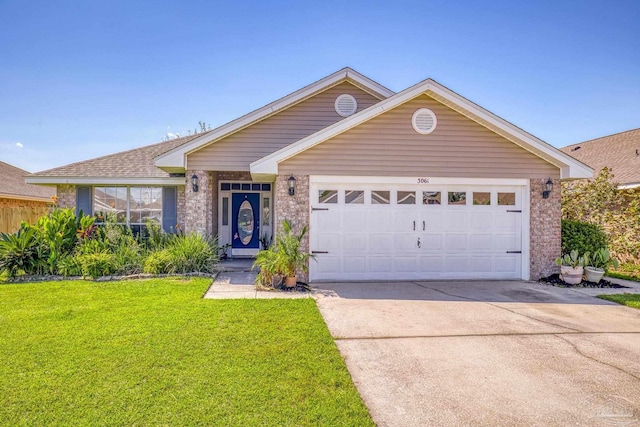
1, 0, 638, 172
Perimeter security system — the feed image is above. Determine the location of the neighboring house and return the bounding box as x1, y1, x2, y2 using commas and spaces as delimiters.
561, 128, 640, 189
0, 161, 55, 233
26, 68, 592, 282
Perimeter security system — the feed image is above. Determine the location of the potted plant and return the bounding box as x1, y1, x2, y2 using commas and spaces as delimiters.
274, 220, 314, 287
555, 249, 585, 285
584, 248, 619, 283
219, 243, 231, 260
252, 247, 281, 289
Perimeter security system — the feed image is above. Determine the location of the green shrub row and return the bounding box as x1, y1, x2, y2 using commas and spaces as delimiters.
561, 219, 608, 257
0, 209, 219, 279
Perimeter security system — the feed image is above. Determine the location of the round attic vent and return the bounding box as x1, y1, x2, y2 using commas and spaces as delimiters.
412, 108, 437, 134
335, 94, 357, 117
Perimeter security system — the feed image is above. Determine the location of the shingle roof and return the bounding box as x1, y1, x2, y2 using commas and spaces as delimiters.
561, 128, 640, 186
0, 161, 56, 200
32, 134, 202, 178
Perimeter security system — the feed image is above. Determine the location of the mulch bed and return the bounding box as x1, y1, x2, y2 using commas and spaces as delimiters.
539, 274, 628, 288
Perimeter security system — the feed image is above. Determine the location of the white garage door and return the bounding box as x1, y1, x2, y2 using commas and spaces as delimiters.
309, 178, 528, 281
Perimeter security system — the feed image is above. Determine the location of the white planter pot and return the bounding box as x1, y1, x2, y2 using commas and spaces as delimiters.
584, 266, 605, 283
560, 265, 583, 285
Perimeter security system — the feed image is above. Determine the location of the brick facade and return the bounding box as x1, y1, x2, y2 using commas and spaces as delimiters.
56, 185, 76, 209
184, 170, 214, 235
529, 178, 561, 280
274, 174, 310, 282
176, 185, 186, 232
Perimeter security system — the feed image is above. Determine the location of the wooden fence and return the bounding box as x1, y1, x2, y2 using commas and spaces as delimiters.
0, 206, 50, 234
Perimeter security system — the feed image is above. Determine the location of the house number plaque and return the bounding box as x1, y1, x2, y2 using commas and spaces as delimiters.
417, 178, 430, 184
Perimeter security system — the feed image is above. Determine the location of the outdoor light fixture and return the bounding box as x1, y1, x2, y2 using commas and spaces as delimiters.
288, 175, 296, 196
542, 178, 553, 199
191, 173, 199, 192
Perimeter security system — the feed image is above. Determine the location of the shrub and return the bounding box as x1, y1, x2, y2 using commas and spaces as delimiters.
77, 251, 116, 279
0, 226, 46, 278
561, 219, 608, 257
143, 249, 174, 274
167, 233, 219, 274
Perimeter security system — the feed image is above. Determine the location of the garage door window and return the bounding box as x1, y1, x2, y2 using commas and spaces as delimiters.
319, 190, 338, 204
372, 190, 390, 204
498, 192, 516, 205
473, 192, 491, 205
448, 191, 467, 205
345, 190, 364, 204
397, 191, 416, 204
423, 191, 441, 205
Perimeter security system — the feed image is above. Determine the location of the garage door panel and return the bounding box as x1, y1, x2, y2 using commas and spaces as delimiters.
310, 181, 525, 281
469, 234, 494, 251
343, 256, 366, 273
470, 256, 494, 272
368, 256, 393, 273
343, 234, 367, 252
445, 234, 468, 252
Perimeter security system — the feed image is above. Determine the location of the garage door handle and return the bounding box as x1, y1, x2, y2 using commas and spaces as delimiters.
506, 251, 522, 254
312, 251, 329, 254
507, 210, 522, 213
413, 221, 415, 231
312, 208, 329, 211
423, 221, 425, 231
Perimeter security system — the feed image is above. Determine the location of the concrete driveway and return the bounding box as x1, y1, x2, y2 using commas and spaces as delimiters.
313, 281, 640, 426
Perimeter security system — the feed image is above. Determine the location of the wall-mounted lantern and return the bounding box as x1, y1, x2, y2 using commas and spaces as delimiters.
288, 175, 296, 196
192, 173, 199, 192
542, 178, 553, 199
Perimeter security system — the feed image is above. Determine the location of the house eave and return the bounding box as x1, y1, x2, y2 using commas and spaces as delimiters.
251, 79, 594, 180
155, 67, 395, 170
25, 177, 185, 186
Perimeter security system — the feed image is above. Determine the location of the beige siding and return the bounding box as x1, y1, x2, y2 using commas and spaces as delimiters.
187, 82, 380, 171
280, 94, 560, 179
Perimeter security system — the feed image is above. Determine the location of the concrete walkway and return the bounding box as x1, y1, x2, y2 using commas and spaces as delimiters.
313, 280, 640, 426
203, 271, 311, 299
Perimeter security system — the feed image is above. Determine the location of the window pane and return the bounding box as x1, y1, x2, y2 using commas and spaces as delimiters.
241, 183, 250, 191
94, 186, 127, 223
473, 192, 491, 205
448, 192, 467, 205
263, 197, 270, 226
231, 183, 241, 190
252, 184, 261, 191
261, 184, 271, 192
129, 187, 162, 224
498, 192, 516, 205
422, 191, 441, 205
345, 190, 364, 204
222, 197, 229, 226
221, 183, 231, 191
319, 190, 338, 204
397, 191, 416, 205
371, 191, 390, 204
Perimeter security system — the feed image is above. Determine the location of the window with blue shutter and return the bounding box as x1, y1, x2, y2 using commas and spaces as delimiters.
76, 186, 92, 217
162, 187, 178, 233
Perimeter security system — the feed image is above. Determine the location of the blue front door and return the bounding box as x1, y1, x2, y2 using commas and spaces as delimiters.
232, 193, 260, 249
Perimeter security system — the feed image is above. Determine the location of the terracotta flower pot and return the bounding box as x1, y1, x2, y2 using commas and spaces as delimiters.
285, 276, 297, 287
560, 265, 583, 285
584, 266, 605, 283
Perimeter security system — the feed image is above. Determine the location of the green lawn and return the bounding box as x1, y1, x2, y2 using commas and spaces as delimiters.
0, 278, 373, 426
598, 293, 640, 309
607, 263, 640, 283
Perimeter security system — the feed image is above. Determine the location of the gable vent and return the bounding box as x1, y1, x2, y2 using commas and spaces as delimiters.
412, 108, 437, 134
335, 94, 357, 117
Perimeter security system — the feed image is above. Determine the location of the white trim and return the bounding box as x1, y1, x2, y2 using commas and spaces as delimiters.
310, 175, 529, 186
618, 183, 640, 190
154, 68, 394, 171
25, 177, 185, 186
250, 79, 593, 181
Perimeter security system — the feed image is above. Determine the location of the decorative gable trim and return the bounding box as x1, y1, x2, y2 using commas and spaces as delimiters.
154, 68, 394, 172
250, 79, 593, 181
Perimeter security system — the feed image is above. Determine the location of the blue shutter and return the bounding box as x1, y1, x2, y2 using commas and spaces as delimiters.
76, 186, 92, 217
162, 187, 178, 233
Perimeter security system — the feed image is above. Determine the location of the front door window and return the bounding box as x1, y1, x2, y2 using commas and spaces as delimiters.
231, 193, 260, 249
